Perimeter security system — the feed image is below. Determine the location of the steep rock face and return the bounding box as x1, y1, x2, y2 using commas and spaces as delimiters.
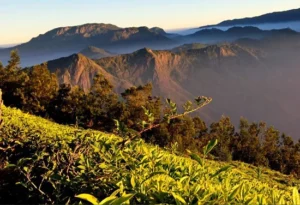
94, 44, 265, 107
47, 53, 131, 92
46, 44, 264, 99
94, 44, 274, 124
96, 48, 193, 101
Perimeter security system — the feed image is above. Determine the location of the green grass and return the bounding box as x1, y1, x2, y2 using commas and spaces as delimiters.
1, 105, 300, 204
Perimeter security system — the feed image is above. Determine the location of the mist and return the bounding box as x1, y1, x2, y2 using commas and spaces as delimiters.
172, 21, 300, 35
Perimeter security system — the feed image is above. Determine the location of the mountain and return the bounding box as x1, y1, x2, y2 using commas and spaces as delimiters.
41, 33, 300, 137
0, 23, 176, 67
95, 44, 265, 98
184, 26, 299, 44
90, 39, 300, 138
149, 27, 167, 35
79, 46, 113, 59
235, 30, 300, 51
200, 8, 300, 28
47, 53, 132, 92
24, 24, 173, 51
95, 48, 194, 103
92, 44, 266, 121
171, 43, 207, 53
16, 28, 300, 138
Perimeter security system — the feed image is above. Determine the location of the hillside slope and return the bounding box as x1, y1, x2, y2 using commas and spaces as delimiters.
0, 105, 299, 204
94, 44, 268, 122
47, 53, 132, 92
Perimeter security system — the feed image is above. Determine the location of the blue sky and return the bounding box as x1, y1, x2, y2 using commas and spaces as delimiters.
0, 0, 299, 45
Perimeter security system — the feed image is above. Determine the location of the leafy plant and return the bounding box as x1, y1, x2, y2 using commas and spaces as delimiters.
0, 105, 299, 204
114, 96, 212, 147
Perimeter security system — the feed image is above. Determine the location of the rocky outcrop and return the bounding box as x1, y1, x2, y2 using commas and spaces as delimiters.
47, 53, 132, 92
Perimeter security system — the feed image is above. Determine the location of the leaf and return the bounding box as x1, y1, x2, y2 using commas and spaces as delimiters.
245, 197, 254, 205
5, 164, 16, 168
99, 196, 117, 205
141, 171, 168, 184
16, 181, 28, 188
131, 176, 136, 188
78, 165, 86, 170
257, 194, 267, 205
76, 193, 99, 205
99, 163, 108, 169
166, 98, 177, 114
110, 189, 120, 197
110, 193, 135, 205
203, 139, 218, 155
172, 192, 187, 205
187, 150, 203, 166
293, 187, 300, 205
114, 119, 120, 131
229, 184, 242, 201
183, 101, 192, 112
23, 166, 29, 173
17, 158, 32, 166
210, 165, 231, 178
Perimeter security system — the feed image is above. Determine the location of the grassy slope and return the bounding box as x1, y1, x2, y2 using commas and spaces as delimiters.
1, 106, 300, 204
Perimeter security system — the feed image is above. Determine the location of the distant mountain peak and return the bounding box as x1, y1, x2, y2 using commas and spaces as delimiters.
171, 43, 207, 53
33, 23, 121, 41
1, 23, 176, 67
134, 47, 154, 55
150, 27, 167, 35
200, 8, 300, 28
79, 46, 113, 59
227, 26, 262, 33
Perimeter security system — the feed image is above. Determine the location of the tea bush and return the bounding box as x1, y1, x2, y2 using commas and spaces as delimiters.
0, 106, 299, 204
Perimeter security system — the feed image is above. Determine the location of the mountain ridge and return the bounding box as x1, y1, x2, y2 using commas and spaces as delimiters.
200, 8, 300, 28
79, 46, 113, 59
185, 26, 299, 43
47, 53, 132, 92
0, 23, 176, 67
44, 37, 300, 138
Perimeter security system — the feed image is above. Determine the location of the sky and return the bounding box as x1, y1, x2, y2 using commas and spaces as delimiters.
0, 0, 299, 45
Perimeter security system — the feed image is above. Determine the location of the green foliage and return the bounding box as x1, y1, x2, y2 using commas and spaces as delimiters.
22, 63, 58, 115
0, 50, 29, 107
86, 74, 118, 128
204, 139, 218, 156
0, 106, 299, 204
76, 194, 99, 205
